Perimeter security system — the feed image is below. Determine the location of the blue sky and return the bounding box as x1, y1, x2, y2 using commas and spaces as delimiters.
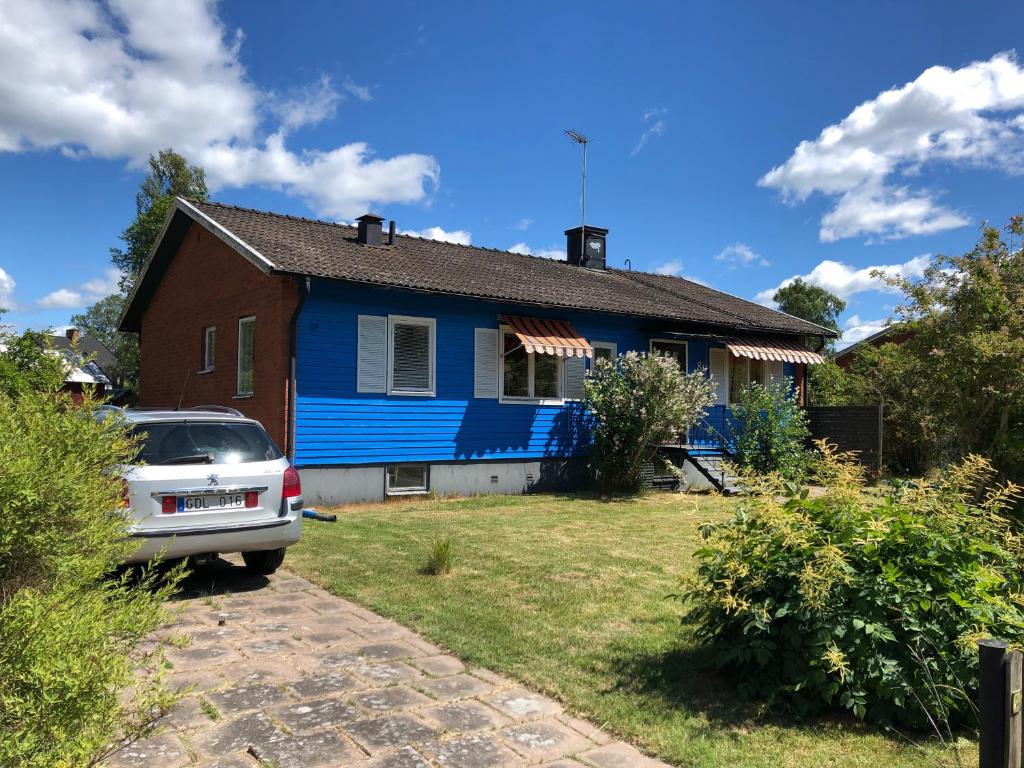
2, 1, 1024, 346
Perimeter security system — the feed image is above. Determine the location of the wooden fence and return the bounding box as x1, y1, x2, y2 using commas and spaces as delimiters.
804, 405, 883, 479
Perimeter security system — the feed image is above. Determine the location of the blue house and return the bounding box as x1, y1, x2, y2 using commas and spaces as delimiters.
121, 199, 830, 503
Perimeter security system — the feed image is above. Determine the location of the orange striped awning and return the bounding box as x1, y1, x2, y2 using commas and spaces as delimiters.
501, 315, 592, 358
726, 337, 825, 365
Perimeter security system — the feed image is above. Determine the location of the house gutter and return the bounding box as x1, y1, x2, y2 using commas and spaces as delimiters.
286, 276, 311, 462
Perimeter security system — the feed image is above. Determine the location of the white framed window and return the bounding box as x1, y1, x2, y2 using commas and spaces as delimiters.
201, 326, 216, 372
386, 464, 429, 495
591, 340, 617, 363
236, 316, 255, 396
499, 327, 564, 404
387, 315, 435, 396
727, 356, 768, 404
650, 339, 688, 371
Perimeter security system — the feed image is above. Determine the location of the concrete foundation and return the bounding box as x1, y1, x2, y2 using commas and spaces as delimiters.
298, 458, 588, 506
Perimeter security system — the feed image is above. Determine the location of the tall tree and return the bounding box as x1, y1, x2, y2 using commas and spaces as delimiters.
111, 148, 208, 291
76, 149, 208, 392
70, 293, 138, 390
869, 217, 1024, 479
773, 278, 846, 352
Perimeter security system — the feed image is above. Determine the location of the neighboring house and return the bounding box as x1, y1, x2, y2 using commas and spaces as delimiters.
46, 329, 119, 404
119, 198, 832, 503
834, 324, 911, 370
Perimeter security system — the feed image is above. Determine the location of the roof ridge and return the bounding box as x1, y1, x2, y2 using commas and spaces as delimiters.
187, 197, 638, 274
614, 267, 836, 337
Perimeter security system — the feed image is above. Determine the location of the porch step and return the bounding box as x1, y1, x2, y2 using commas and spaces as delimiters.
683, 451, 742, 495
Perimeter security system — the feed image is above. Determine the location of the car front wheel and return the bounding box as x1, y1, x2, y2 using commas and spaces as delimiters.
242, 547, 286, 575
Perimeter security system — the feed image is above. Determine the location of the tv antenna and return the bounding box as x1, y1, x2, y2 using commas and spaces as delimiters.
564, 129, 590, 264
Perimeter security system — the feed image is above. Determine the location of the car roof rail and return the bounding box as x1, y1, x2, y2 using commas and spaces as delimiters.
187, 405, 245, 417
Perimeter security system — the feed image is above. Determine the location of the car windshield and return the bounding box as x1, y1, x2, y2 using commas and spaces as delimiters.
129, 421, 283, 466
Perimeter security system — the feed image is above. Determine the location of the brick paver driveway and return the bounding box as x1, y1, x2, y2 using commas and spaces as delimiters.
104, 556, 668, 768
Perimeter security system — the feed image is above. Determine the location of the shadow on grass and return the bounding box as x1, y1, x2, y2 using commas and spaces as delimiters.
607, 643, 758, 728
606, 641, 906, 742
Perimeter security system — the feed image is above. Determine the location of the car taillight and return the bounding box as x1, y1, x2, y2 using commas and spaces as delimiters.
245, 490, 259, 508
161, 496, 176, 514
282, 466, 301, 498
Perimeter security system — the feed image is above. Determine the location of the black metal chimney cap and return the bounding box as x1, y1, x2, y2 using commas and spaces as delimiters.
356, 213, 385, 223
564, 225, 609, 236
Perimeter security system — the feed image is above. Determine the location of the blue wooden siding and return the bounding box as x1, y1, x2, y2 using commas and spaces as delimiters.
295, 280, 649, 466
294, 279, 725, 467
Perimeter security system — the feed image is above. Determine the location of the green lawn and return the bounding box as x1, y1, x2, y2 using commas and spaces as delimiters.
287, 493, 968, 768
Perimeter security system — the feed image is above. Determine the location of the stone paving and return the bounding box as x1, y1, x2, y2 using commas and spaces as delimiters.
103, 556, 668, 768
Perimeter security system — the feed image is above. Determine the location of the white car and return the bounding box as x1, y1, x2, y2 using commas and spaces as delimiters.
111, 406, 303, 574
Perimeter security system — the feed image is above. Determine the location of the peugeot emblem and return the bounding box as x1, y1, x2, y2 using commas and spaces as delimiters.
207, 474, 219, 486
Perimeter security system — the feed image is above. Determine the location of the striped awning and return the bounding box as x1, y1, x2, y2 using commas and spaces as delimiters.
501, 315, 592, 358
726, 337, 825, 365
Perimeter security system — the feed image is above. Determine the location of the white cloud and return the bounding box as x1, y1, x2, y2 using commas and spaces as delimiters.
512, 218, 532, 231
37, 268, 121, 309
651, 260, 706, 284
402, 226, 471, 245
760, 52, 1024, 241
714, 242, 770, 268
0, 0, 438, 219
508, 242, 566, 260
631, 108, 668, 156
0, 266, 16, 310
754, 254, 931, 305
838, 315, 890, 348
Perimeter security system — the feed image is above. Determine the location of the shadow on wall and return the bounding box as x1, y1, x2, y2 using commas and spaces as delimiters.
451, 400, 592, 461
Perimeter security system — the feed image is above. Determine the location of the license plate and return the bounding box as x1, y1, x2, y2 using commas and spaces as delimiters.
177, 494, 245, 512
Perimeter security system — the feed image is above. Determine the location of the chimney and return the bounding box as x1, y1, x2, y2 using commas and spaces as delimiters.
565, 225, 608, 269
356, 213, 384, 245
388, 220, 396, 245
66, 328, 80, 345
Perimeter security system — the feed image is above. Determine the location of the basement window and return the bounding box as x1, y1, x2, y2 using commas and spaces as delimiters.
386, 464, 429, 496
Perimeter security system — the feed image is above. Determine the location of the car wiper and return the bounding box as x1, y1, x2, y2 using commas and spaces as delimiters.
159, 452, 214, 465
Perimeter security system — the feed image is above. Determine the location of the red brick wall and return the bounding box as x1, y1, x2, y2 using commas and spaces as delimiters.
137, 222, 300, 452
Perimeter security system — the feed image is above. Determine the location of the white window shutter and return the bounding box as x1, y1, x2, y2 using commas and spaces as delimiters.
564, 354, 585, 400
474, 328, 499, 398
709, 348, 728, 405
391, 321, 431, 391
357, 315, 387, 393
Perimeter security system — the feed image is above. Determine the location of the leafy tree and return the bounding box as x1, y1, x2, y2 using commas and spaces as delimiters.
583, 352, 716, 493
806, 359, 854, 406
110, 149, 208, 290
70, 293, 138, 390
773, 278, 846, 352
866, 217, 1024, 479
78, 149, 207, 392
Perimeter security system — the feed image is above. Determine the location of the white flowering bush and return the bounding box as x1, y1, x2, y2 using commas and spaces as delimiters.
583, 351, 716, 493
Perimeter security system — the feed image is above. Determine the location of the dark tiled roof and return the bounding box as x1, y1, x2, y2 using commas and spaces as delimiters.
127, 199, 833, 338
48, 333, 117, 371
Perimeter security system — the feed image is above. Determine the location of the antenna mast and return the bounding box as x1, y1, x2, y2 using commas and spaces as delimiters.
564, 130, 590, 264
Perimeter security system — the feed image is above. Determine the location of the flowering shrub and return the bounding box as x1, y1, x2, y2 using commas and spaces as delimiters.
583, 351, 715, 493
682, 444, 1024, 727
731, 379, 812, 482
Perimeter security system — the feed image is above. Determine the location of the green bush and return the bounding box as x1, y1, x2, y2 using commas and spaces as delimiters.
731, 379, 812, 481
0, 331, 181, 767
583, 352, 716, 493
682, 445, 1024, 727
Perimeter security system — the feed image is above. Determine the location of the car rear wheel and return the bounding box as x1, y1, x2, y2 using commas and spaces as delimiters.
242, 547, 286, 575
